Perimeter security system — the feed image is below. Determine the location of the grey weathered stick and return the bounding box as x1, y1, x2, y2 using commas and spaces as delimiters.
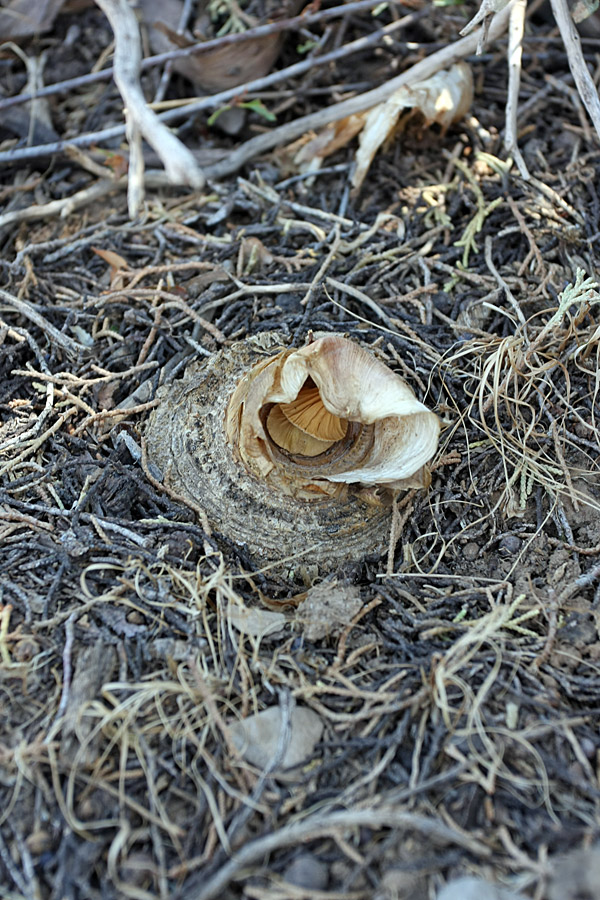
94, 0, 204, 215
505, 0, 529, 177
0, 5, 507, 171
549, 0, 600, 140
0, 287, 83, 357
0, 13, 418, 168
179, 806, 491, 900
202, 1, 514, 180
0, 0, 412, 114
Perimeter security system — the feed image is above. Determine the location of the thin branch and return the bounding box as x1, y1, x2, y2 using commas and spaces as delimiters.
460, 0, 510, 53
0, 12, 421, 168
0, 287, 84, 357
94, 0, 204, 214
0, 171, 178, 230
202, 1, 514, 180
178, 806, 491, 900
505, 0, 529, 177
549, 0, 600, 139
0, 2, 513, 182
0, 0, 410, 114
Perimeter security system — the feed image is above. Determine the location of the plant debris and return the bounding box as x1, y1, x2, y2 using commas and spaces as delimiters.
1, 2, 600, 899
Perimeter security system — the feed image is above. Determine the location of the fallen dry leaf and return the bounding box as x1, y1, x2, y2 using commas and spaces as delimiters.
352, 62, 473, 192
0, 0, 66, 39
227, 601, 286, 638
229, 705, 323, 778
296, 581, 363, 642
139, 0, 303, 95
282, 63, 473, 193
289, 113, 368, 172
92, 245, 131, 288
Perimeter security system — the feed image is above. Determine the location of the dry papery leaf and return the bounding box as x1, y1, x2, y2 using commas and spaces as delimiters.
288, 62, 473, 192
296, 581, 363, 642
139, 0, 303, 95
0, 0, 65, 40
227, 601, 286, 637
229, 705, 324, 779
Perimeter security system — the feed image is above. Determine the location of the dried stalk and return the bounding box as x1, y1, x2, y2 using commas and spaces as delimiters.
0, 12, 418, 168
0, 5, 510, 174
549, 0, 600, 140
0, 287, 83, 357
505, 0, 529, 177
94, 0, 204, 215
179, 806, 491, 900
202, 1, 514, 180
0, 0, 409, 114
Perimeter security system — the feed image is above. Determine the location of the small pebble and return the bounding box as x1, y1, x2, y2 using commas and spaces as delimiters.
547, 844, 600, 900
580, 737, 596, 759
25, 829, 53, 855
229, 705, 323, 776
378, 868, 424, 899
284, 853, 328, 890
463, 542, 480, 561
13, 638, 40, 662
498, 535, 521, 555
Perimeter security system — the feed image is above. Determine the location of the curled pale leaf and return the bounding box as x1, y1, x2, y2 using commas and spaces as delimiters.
226, 334, 440, 497
281, 64, 473, 191
351, 62, 474, 192
286, 113, 368, 174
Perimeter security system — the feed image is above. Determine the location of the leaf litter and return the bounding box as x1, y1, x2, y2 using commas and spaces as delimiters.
1, 1, 600, 899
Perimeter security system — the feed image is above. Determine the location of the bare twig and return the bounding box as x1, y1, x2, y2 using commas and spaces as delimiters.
179, 806, 491, 900
549, 0, 600, 140
51, 613, 77, 728
0, 0, 411, 113
0, 5, 510, 171
202, 2, 514, 180
483, 235, 528, 330
94, 0, 204, 215
505, 0, 529, 177
0, 287, 84, 357
0, 178, 123, 230
460, 0, 509, 53
0, 406, 78, 478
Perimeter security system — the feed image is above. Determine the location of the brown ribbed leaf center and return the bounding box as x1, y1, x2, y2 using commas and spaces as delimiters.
267, 384, 348, 456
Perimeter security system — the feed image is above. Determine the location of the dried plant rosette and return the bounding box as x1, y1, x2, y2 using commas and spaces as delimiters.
227, 334, 439, 497
146, 333, 440, 568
